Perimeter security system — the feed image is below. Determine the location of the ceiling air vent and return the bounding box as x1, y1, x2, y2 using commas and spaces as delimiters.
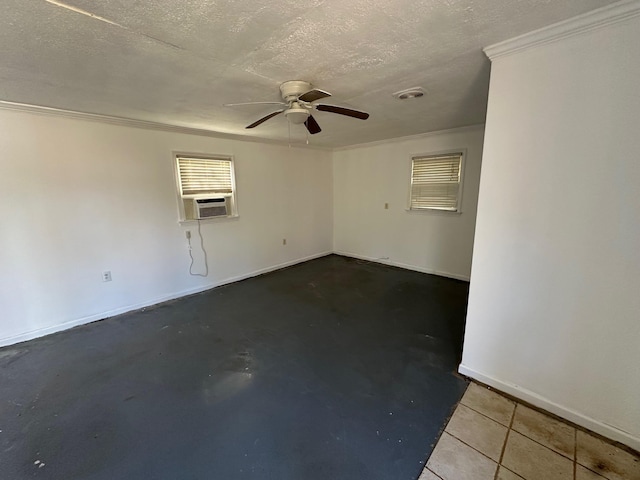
392, 87, 426, 100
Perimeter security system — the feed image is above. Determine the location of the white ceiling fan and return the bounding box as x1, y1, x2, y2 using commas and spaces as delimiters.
224, 80, 370, 135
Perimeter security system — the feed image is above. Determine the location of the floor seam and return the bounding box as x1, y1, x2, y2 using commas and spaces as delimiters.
507, 428, 576, 462
459, 400, 514, 428
494, 399, 517, 479
442, 430, 499, 465
573, 428, 577, 480
426, 467, 444, 479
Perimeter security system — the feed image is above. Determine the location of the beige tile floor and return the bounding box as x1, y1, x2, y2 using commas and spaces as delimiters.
420, 383, 640, 480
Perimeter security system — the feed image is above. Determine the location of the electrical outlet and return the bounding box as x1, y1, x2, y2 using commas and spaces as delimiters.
102, 271, 112, 282
384, 203, 389, 209
282, 238, 287, 245
185, 230, 191, 239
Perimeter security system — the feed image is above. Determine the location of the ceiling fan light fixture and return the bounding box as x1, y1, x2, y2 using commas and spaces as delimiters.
392, 87, 426, 100
284, 106, 310, 124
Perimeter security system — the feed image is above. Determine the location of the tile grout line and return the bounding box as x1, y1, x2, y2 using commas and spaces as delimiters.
573, 428, 577, 480
467, 381, 640, 458
508, 429, 576, 462
426, 467, 444, 480
459, 399, 513, 428
443, 430, 501, 465
462, 399, 577, 462
455, 398, 574, 473
428, 390, 502, 478
573, 435, 618, 480
494, 401, 517, 480
434, 403, 508, 479
460, 385, 640, 479
424, 402, 467, 480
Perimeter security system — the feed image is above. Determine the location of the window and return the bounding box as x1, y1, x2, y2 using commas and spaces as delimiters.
175, 154, 237, 221
409, 152, 463, 212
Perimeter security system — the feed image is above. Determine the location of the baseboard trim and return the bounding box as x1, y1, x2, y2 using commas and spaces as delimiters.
458, 364, 640, 452
0, 251, 332, 348
333, 250, 470, 281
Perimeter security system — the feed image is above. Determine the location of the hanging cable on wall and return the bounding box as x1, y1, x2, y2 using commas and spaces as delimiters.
187, 219, 209, 277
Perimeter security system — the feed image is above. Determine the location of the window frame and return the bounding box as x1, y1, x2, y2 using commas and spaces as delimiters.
407, 148, 466, 214
173, 152, 239, 223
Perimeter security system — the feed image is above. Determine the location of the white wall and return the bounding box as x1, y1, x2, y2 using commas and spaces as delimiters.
461, 14, 640, 449
0, 109, 333, 346
332, 126, 484, 280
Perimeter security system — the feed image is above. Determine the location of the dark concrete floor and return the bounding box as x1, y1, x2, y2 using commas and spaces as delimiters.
0, 255, 469, 480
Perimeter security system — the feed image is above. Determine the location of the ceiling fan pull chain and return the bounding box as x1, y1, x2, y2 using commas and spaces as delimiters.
288, 119, 291, 148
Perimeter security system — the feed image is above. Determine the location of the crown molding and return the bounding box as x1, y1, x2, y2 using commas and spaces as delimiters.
0, 100, 331, 151
0, 99, 483, 152
484, 0, 640, 60
332, 124, 485, 152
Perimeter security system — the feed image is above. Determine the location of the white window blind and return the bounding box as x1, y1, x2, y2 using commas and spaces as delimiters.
177, 156, 233, 196
410, 153, 462, 211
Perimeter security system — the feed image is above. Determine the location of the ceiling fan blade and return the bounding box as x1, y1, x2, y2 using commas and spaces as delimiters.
298, 89, 332, 103
246, 110, 284, 129
304, 115, 322, 135
225, 101, 286, 107
316, 104, 369, 120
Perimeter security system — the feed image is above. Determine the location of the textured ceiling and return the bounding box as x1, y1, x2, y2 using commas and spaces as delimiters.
0, 0, 616, 147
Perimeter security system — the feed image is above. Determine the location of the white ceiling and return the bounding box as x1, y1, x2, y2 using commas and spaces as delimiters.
0, 0, 615, 147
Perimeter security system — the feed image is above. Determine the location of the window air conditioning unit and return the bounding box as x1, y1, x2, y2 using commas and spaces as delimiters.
193, 197, 228, 219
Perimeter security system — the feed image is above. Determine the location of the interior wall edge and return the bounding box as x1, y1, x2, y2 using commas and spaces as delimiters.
0, 251, 332, 349
458, 364, 640, 452
333, 251, 471, 282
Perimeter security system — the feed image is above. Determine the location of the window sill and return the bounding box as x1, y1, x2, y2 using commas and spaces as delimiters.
178, 214, 239, 225
405, 208, 462, 215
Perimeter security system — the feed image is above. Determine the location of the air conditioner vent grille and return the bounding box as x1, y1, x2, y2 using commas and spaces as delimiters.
194, 197, 228, 219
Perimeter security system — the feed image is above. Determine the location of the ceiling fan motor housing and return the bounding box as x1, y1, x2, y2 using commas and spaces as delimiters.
279, 80, 313, 103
